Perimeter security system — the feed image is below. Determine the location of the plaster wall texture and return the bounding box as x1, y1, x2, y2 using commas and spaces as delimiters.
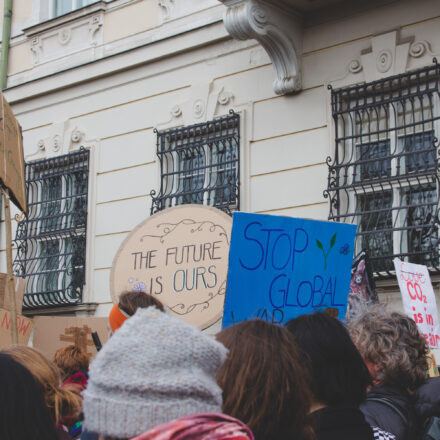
0, 0, 438, 331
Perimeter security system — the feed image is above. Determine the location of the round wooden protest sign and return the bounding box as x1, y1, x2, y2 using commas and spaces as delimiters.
110, 205, 232, 329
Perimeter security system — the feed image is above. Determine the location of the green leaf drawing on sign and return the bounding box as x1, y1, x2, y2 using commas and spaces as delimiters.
316, 233, 338, 270
330, 233, 337, 249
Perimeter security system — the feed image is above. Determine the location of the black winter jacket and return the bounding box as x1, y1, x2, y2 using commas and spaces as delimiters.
414, 377, 440, 422
360, 385, 417, 440
312, 406, 375, 440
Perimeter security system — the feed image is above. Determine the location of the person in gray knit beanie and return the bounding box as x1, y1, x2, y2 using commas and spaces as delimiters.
83, 306, 228, 439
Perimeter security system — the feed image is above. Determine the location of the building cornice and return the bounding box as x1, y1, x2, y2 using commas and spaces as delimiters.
4, 21, 230, 104
219, 0, 303, 95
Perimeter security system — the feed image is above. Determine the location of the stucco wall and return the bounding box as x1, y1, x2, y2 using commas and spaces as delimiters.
1, 1, 440, 332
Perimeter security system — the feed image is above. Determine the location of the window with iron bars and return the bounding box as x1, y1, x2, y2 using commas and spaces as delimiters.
325, 62, 440, 276
14, 149, 89, 309
150, 112, 240, 215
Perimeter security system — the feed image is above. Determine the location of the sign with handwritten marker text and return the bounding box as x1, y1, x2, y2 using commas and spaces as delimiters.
0, 308, 32, 348
222, 213, 357, 328
394, 259, 440, 349
111, 205, 232, 330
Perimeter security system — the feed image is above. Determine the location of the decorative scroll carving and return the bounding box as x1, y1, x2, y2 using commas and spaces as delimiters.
30, 36, 42, 65
89, 14, 103, 46
158, 0, 175, 22
409, 40, 440, 58
348, 59, 362, 74
219, 0, 302, 95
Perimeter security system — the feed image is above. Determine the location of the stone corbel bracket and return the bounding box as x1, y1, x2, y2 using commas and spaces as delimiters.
220, 0, 303, 95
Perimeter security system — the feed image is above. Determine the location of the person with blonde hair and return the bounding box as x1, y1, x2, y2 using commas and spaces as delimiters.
53, 345, 90, 438
53, 345, 90, 384
2, 346, 82, 440
348, 307, 428, 440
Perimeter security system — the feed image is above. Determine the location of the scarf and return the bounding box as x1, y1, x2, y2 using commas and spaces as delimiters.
131, 413, 254, 440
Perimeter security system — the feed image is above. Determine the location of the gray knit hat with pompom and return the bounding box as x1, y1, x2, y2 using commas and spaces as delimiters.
83, 306, 228, 439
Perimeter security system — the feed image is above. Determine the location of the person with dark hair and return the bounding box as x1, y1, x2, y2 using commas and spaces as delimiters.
348, 307, 429, 440
0, 353, 58, 440
109, 290, 165, 333
286, 312, 394, 440
3, 346, 82, 440
216, 319, 314, 440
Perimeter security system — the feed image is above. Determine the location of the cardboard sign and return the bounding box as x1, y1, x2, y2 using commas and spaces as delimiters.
0, 308, 33, 348
33, 316, 109, 360
394, 259, 440, 348
222, 213, 357, 328
0, 274, 25, 314
111, 205, 232, 330
0, 93, 27, 213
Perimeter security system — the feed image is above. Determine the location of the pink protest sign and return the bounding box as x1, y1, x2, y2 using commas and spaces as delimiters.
394, 258, 440, 348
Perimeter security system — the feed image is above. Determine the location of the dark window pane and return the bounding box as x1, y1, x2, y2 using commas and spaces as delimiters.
404, 131, 436, 174
357, 139, 391, 181
358, 192, 393, 272
41, 176, 62, 232
212, 137, 238, 208
406, 186, 439, 266
177, 147, 205, 205
39, 240, 60, 293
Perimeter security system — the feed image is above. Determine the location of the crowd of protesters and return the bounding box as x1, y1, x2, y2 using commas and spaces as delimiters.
1, 289, 440, 440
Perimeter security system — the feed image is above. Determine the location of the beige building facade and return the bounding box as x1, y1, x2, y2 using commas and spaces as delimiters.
0, 0, 439, 333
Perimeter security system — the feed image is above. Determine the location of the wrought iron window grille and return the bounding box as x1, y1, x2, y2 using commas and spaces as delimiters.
151, 111, 240, 215
325, 61, 440, 277
14, 149, 90, 309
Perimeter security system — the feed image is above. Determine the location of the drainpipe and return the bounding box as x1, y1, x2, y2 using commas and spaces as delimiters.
1, 0, 12, 90
1, 0, 12, 266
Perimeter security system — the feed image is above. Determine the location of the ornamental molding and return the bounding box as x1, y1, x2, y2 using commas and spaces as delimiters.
359, 32, 410, 82
28, 121, 92, 161
329, 31, 440, 88
155, 82, 234, 130
158, 0, 175, 22
25, 11, 104, 66
157, 0, 219, 24
219, 0, 303, 95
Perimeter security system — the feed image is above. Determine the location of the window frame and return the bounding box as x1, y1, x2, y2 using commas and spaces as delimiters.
326, 62, 440, 277
14, 149, 90, 309
151, 112, 240, 215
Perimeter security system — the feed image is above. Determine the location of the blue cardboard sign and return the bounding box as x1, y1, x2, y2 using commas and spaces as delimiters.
222, 213, 357, 328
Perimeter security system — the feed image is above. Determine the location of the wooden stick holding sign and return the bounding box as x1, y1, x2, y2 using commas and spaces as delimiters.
3, 194, 17, 345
